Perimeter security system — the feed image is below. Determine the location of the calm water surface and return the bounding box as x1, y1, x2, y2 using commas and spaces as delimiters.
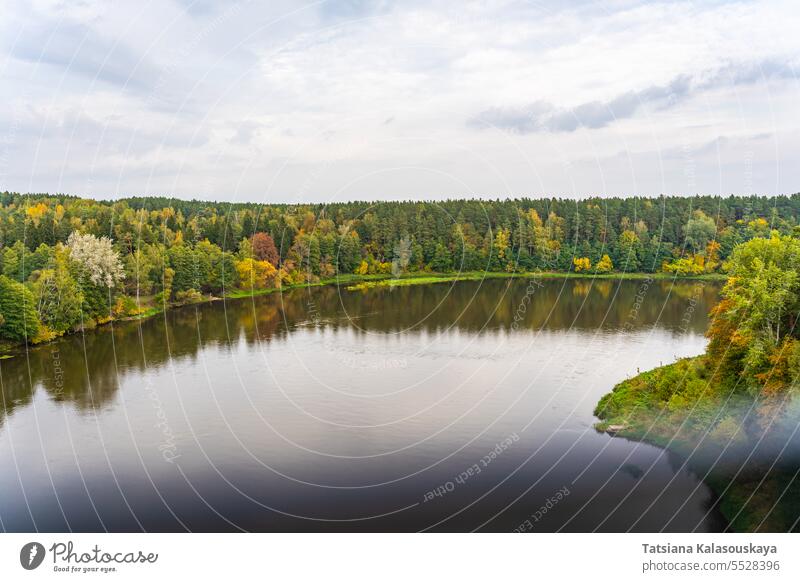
0, 277, 725, 532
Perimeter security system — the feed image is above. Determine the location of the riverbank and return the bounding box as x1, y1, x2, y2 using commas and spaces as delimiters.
594, 356, 800, 532
0, 269, 724, 358
345, 270, 724, 290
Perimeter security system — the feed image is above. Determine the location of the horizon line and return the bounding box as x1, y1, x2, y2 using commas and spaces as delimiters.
3, 190, 800, 208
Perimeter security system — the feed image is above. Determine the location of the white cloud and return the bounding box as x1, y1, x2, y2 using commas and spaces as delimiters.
0, 0, 798, 201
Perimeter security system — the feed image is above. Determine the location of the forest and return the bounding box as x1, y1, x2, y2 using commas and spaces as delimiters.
1, 191, 799, 348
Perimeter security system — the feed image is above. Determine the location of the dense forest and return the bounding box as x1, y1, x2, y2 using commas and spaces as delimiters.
1, 191, 799, 347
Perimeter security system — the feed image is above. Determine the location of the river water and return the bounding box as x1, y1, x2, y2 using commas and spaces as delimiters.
0, 277, 726, 532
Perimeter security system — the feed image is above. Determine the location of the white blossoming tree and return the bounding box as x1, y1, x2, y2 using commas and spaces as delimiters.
67, 232, 125, 288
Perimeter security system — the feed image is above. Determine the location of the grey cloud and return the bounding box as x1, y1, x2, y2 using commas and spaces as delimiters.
470, 75, 692, 134
545, 75, 691, 132
469, 59, 794, 134
9, 20, 160, 92
5, 107, 211, 157
230, 121, 260, 145
466, 101, 554, 133
596, 132, 776, 164
176, 0, 221, 18
710, 59, 797, 86
319, 0, 393, 20
678, 132, 774, 158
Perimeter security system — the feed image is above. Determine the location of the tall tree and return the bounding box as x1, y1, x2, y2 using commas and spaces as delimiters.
251, 232, 279, 265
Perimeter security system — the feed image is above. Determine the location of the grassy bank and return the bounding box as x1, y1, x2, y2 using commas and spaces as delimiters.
594, 357, 800, 532
0, 269, 723, 358
346, 270, 724, 290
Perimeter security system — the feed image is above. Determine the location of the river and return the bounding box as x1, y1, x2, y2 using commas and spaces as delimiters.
0, 276, 726, 532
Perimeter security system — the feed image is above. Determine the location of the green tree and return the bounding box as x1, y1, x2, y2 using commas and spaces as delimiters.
167, 244, 201, 293
429, 243, 453, 271
684, 210, 717, 252
617, 230, 642, 271
707, 232, 800, 392
0, 275, 40, 342
30, 246, 83, 334
124, 247, 158, 297
337, 230, 362, 273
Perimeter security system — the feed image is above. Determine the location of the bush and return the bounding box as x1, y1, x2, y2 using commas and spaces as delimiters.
573, 257, 591, 272
112, 295, 145, 317
662, 254, 705, 275
32, 325, 58, 344
595, 254, 613, 273
174, 289, 204, 305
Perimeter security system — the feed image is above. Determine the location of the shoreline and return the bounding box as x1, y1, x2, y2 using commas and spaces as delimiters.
594, 356, 799, 533
0, 270, 724, 357
2, 267, 749, 531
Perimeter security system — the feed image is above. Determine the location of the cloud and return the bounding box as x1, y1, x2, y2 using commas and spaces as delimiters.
1, 0, 798, 200
176, 0, 221, 18
468, 58, 797, 135
318, 0, 393, 21
467, 101, 554, 134
9, 20, 160, 93
710, 58, 798, 86
468, 76, 693, 134
230, 121, 261, 145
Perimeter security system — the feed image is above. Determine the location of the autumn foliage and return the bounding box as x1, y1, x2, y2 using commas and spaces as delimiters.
573, 257, 591, 272
706, 232, 800, 394
251, 232, 279, 265
235, 258, 278, 290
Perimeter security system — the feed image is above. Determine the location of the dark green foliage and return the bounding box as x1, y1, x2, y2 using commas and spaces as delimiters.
31, 253, 83, 333
167, 245, 200, 293
0, 275, 40, 341
3, 192, 800, 278
429, 243, 453, 272
78, 277, 111, 321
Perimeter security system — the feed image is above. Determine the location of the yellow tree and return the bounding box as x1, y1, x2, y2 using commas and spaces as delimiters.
493, 228, 510, 261
595, 254, 613, 273
662, 254, 704, 275
25, 202, 48, 227
236, 258, 278, 290
355, 260, 369, 275
573, 257, 591, 272
704, 240, 721, 272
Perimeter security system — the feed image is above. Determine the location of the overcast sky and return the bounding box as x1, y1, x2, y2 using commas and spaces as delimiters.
1, 0, 798, 203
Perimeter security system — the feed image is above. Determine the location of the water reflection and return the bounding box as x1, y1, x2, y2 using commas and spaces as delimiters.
3, 278, 716, 420
0, 277, 725, 532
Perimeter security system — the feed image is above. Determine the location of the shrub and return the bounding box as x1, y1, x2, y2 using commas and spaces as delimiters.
174, 289, 204, 305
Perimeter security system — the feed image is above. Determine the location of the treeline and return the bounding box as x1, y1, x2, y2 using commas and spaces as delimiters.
0, 191, 799, 346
